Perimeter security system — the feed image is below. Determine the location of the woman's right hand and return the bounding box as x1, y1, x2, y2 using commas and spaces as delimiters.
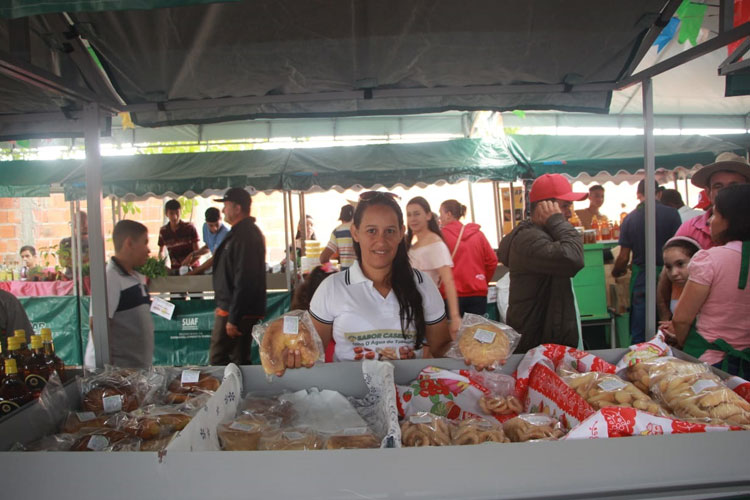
277, 347, 314, 377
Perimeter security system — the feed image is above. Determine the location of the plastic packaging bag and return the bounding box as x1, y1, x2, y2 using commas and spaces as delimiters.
645, 358, 750, 425
218, 414, 280, 451
450, 418, 509, 445
502, 414, 565, 442
278, 388, 370, 435
259, 428, 325, 450
625, 355, 708, 395
79, 367, 164, 414
471, 369, 522, 416
558, 365, 667, 416
400, 412, 452, 447
69, 428, 141, 452
252, 310, 324, 377
165, 368, 221, 404
324, 432, 381, 450
240, 395, 296, 427
446, 313, 521, 370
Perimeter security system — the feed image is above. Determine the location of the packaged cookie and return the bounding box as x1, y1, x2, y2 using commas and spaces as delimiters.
558, 366, 667, 416
625, 356, 708, 394
165, 368, 221, 403
400, 413, 452, 447
447, 314, 520, 370
325, 432, 381, 450
252, 310, 324, 376
450, 418, 509, 445
503, 414, 565, 442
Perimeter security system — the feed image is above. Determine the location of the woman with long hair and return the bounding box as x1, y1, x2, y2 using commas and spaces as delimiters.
283, 191, 453, 366
439, 199, 498, 317
405, 196, 461, 338
663, 184, 750, 376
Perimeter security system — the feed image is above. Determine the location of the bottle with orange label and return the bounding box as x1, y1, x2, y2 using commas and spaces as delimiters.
41, 328, 65, 382
23, 335, 51, 398
612, 221, 621, 240
569, 210, 581, 228
0, 358, 33, 416
620, 204, 628, 224
591, 216, 601, 241
600, 218, 612, 241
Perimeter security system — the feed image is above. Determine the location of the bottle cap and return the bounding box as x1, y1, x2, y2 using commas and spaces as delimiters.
13, 329, 26, 338
41, 330, 52, 342
7, 337, 18, 350
30, 336, 43, 349
4, 358, 17, 374
40, 328, 51, 336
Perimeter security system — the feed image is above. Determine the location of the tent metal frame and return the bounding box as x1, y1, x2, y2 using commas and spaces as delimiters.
1, 0, 747, 364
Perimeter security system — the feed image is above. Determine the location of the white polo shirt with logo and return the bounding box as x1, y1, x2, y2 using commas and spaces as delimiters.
309, 261, 446, 361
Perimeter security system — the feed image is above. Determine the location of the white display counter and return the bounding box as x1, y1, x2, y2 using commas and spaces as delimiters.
1, 351, 749, 499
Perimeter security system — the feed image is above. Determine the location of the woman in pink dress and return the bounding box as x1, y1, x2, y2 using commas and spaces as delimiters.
405, 197, 461, 338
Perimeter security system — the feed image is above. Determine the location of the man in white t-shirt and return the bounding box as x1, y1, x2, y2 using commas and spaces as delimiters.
309, 261, 445, 361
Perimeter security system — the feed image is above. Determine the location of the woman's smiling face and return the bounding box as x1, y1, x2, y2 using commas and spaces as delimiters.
352, 204, 404, 271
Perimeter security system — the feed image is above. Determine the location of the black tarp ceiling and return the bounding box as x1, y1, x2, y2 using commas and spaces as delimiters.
0, 0, 671, 136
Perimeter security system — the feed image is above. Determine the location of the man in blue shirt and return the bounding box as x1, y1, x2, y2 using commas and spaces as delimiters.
612, 180, 681, 344
184, 207, 228, 275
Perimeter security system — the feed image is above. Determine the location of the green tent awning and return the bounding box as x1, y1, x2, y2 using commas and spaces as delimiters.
0, 1, 237, 19
0, 138, 529, 198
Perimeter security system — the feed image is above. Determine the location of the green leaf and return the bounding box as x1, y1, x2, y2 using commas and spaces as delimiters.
429, 394, 440, 404
431, 402, 447, 416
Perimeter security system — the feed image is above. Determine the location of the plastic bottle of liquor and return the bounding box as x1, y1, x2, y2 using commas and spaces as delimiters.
40, 328, 65, 383
0, 358, 33, 416
620, 204, 628, 224
14, 329, 32, 362
613, 221, 621, 240
569, 210, 581, 227
23, 336, 51, 398
600, 219, 612, 241
6, 337, 27, 380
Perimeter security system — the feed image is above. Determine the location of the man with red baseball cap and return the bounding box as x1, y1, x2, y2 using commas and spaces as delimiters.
498, 174, 588, 353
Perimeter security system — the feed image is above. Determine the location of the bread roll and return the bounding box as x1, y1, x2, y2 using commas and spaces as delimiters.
259, 315, 320, 375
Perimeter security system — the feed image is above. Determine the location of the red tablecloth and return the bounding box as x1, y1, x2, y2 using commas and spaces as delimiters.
0, 280, 75, 297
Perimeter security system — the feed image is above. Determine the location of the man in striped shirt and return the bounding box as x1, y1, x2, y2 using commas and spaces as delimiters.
320, 204, 355, 270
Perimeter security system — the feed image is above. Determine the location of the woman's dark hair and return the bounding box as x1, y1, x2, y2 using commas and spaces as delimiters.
440, 199, 467, 220
712, 184, 750, 244
353, 193, 427, 347
405, 197, 444, 250
662, 238, 700, 258
295, 214, 316, 241
290, 266, 337, 311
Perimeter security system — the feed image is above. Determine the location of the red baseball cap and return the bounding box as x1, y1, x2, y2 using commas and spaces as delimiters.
529, 174, 589, 203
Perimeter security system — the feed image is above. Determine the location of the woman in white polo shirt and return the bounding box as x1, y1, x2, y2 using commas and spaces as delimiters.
300, 191, 452, 362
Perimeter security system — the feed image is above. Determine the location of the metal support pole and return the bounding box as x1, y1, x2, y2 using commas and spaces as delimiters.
492, 181, 503, 243
84, 103, 110, 367
684, 177, 690, 207
287, 192, 298, 287
68, 201, 78, 297
642, 79, 657, 340
283, 191, 292, 292
74, 200, 83, 296
509, 182, 517, 228
467, 182, 476, 223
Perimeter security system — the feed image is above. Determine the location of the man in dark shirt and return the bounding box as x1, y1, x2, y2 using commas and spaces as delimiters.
210, 188, 266, 365
158, 199, 199, 273
612, 180, 681, 344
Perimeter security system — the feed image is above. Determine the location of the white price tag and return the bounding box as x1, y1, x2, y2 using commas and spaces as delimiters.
283, 316, 300, 335
102, 395, 123, 414
181, 369, 201, 384
473, 328, 497, 344
229, 422, 257, 432
283, 431, 305, 440
691, 379, 719, 395
409, 414, 433, 425
486, 287, 498, 304
76, 411, 96, 422
597, 378, 628, 392
86, 434, 110, 451
150, 297, 176, 320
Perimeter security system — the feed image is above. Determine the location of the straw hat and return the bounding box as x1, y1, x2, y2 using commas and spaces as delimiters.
691, 152, 750, 189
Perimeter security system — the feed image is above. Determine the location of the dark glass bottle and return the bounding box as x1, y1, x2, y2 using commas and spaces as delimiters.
13, 330, 32, 364
0, 343, 5, 382
40, 328, 65, 383
0, 358, 33, 416
23, 336, 51, 398
6, 338, 27, 380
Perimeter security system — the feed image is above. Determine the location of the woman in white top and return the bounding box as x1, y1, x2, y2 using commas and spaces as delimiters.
283, 191, 454, 367
405, 196, 461, 338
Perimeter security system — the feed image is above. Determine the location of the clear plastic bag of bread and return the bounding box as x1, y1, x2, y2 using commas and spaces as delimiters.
503, 414, 565, 442
60, 410, 116, 434
13, 433, 78, 452
644, 358, 750, 426
557, 365, 668, 416
446, 313, 521, 370
324, 428, 381, 450
219, 413, 283, 451
450, 418, 509, 445
258, 427, 325, 451
240, 395, 297, 427
119, 407, 195, 442
471, 369, 523, 416
400, 412, 452, 447
69, 428, 142, 452
79, 367, 163, 415
625, 355, 709, 395
252, 310, 324, 377
164, 367, 221, 404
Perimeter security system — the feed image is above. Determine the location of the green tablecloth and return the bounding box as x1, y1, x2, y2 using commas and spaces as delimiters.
23, 292, 292, 367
